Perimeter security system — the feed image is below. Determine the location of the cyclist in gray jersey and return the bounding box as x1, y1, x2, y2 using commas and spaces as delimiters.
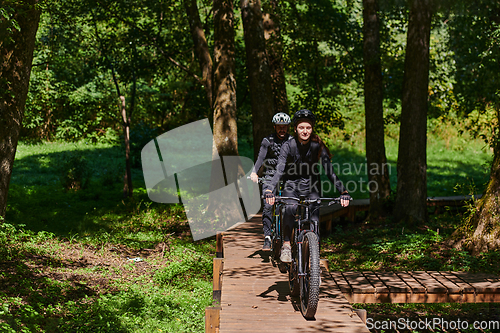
250, 112, 292, 251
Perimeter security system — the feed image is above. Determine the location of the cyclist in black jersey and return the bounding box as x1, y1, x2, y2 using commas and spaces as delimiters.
264, 109, 351, 262
250, 112, 292, 251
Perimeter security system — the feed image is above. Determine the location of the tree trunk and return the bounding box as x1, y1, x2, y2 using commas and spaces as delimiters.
119, 95, 133, 197
362, 0, 391, 219
184, 0, 213, 109
394, 0, 432, 224
241, 0, 275, 160
213, 0, 238, 157
208, 0, 243, 232
454, 110, 500, 255
0, 1, 41, 218
111, 69, 133, 198
262, 0, 288, 115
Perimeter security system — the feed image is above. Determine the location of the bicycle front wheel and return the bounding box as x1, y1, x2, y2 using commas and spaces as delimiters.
300, 231, 320, 319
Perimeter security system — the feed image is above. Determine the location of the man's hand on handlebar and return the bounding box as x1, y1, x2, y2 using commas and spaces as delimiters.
340, 192, 351, 207
264, 190, 275, 205
250, 172, 259, 183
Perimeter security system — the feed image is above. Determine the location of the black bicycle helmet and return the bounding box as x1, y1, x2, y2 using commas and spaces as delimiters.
272, 112, 291, 125
292, 109, 316, 126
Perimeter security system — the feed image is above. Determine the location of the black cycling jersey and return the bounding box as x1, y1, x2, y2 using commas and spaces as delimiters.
252, 133, 292, 177
268, 136, 347, 194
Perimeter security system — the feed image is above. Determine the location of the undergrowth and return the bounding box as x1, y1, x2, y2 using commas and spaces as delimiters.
1, 141, 214, 332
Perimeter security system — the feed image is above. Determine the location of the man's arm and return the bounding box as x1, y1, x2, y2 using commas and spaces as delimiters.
267, 140, 291, 193
251, 138, 270, 176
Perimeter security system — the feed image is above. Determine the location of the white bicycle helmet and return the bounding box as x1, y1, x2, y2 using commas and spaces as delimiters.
272, 112, 291, 125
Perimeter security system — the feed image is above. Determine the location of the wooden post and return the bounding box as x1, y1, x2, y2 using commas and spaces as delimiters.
205, 306, 221, 333
213, 257, 223, 304
216, 232, 224, 258
320, 259, 329, 272
354, 309, 367, 324
347, 206, 356, 222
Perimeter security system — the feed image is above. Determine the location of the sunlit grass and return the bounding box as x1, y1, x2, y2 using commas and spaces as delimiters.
1, 141, 214, 333
321, 113, 492, 199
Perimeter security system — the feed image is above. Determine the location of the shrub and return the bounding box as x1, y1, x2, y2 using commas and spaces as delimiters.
60, 154, 91, 191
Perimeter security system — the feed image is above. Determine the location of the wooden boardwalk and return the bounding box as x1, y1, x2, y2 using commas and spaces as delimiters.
207, 200, 500, 332
329, 270, 500, 304
217, 215, 370, 333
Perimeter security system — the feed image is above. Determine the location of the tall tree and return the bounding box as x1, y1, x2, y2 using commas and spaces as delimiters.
461, 139, 500, 255
241, 0, 275, 159
0, 0, 41, 218
184, 0, 214, 110
448, 0, 500, 255
363, 0, 391, 219
89, 10, 135, 197
394, 0, 433, 224
213, 0, 238, 157
262, 0, 288, 115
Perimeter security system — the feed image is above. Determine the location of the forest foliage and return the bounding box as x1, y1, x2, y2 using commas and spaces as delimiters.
19, 0, 498, 152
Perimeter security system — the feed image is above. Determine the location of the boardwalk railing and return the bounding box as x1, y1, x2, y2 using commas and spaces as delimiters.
205, 232, 224, 333
328, 270, 500, 304
320, 195, 482, 233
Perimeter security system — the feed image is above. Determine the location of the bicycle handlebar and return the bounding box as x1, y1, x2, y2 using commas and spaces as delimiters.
246, 175, 269, 184
262, 195, 351, 206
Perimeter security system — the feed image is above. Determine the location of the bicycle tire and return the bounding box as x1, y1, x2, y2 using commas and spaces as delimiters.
288, 228, 300, 296
300, 231, 320, 319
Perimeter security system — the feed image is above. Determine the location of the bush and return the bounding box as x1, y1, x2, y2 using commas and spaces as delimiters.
154, 254, 212, 288
60, 154, 91, 191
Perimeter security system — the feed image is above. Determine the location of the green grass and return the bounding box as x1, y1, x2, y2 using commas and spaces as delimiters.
321, 114, 492, 199
1, 141, 215, 332
322, 210, 500, 274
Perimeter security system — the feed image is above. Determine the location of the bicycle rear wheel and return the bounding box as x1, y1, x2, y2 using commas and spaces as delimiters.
288, 228, 300, 295
300, 231, 320, 319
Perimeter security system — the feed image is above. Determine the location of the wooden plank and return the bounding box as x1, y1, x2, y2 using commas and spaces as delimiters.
325, 219, 332, 234
213, 258, 223, 288
216, 232, 224, 258
408, 271, 447, 293
342, 271, 375, 293
438, 271, 475, 293
213, 257, 223, 304
347, 206, 356, 222
354, 309, 367, 324
374, 271, 411, 293
475, 293, 500, 303
320, 259, 329, 272
394, 271, 426, 293
329, 271, 353, 293
206, 306, 221, 333
427, 271, 462, 294
451, 272, 500, 293
362, 271, 389, 293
